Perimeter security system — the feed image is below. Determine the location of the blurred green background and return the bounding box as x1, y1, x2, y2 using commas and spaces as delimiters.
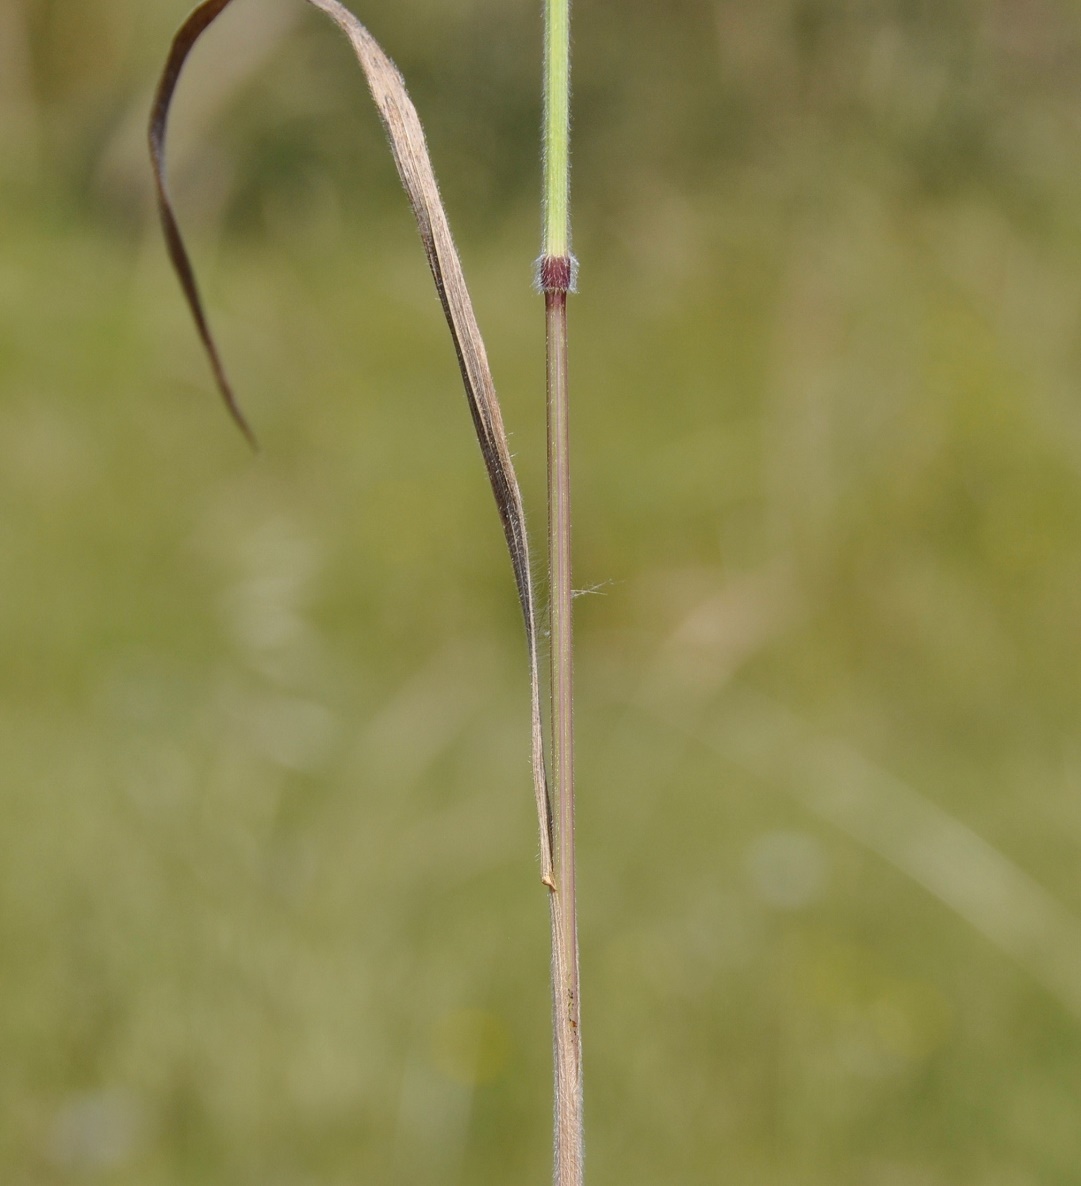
4, 0, 1081, 1182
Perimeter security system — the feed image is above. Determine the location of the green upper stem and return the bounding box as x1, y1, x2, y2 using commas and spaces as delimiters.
544, 0, 571, 260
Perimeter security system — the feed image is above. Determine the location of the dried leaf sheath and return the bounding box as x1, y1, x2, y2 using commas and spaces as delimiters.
149, 0, 555, 886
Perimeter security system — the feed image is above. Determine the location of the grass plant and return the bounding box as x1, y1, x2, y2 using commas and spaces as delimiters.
150, 0, 581, 1180
10, 2, 1081, 1183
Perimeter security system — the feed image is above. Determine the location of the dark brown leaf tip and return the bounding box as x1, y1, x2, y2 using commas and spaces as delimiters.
149, 0, 258, 448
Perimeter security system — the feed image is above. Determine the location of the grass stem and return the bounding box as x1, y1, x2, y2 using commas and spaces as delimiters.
542, 0, 580, 1181
543, 0, 570, 261
546, 286, 581, 1186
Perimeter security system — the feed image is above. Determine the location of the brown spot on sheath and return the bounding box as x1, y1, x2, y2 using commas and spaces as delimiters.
539, 255, 574, 293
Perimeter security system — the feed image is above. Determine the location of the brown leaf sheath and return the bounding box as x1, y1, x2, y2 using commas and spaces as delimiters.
149, 0, 555, 886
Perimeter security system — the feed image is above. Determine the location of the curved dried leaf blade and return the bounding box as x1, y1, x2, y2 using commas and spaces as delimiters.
149, 0, 554, 884
149, 0, 257, 447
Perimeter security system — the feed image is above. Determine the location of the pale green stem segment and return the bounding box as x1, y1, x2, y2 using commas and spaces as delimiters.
543, 0, 571, 260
